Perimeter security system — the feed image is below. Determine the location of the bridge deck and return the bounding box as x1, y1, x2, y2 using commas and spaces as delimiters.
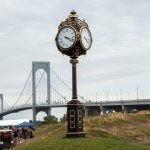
0, 99, 150, 117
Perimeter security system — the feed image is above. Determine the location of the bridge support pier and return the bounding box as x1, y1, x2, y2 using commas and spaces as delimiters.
32, 62, 51, 125
45, 108, 51, 116
122, 105, 130, 113
32, 108, 36, 125
0, 94, 3, 120
84, 106, 101, 117
0, 94, 3, 114
100, 105, 106, 115
47, 108, 51, 116
33, 107, 52, 123
84, 107, 88, 118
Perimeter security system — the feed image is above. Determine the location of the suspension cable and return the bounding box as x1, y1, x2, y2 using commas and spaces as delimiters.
51, 84, 67, 101
9, 70, 32, 110
22, 71, 45, 106
4, 100, 10, 108
50, 67, 85, 101
13, 67, 85, 109
50, 67, 72, 90
39, 71, 67, 101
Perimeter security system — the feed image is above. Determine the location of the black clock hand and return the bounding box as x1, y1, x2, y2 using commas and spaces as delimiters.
84, 36, 89, 44
64, 36, 74, 42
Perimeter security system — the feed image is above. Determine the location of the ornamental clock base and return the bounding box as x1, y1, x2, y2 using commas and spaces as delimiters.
66, 99, 85, 138
66, 132, 85, 138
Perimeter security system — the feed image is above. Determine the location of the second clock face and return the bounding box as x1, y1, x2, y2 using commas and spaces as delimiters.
81, 27, 92, 50
57, 26, 76, 49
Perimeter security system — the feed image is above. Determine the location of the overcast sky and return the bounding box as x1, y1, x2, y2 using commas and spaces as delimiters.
0, 0, 150, 119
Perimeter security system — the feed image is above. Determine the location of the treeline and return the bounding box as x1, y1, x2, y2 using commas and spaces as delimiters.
41, 114, 67, 124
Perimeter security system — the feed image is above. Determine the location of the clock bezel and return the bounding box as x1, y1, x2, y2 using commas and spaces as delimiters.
80, 26, 92, 50
56, 25, 77, 51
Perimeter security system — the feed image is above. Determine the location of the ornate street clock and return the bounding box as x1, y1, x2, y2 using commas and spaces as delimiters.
55, 10, 92, 138
55, 10, 92, 59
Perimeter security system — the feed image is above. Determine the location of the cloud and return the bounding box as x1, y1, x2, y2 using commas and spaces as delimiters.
0, 0, 150, 119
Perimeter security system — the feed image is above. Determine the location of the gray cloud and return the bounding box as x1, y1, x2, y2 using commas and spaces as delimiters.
0, 0, 150, 119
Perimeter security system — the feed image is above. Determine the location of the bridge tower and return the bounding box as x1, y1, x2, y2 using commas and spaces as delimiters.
32, 61, 51, 124
0, 94, 3, 120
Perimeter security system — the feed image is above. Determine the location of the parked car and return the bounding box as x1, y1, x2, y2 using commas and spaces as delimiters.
106, 109, 116, 114
131, 109, 138, 113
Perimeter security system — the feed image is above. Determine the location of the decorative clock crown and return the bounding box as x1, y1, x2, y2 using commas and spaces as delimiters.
58, 11, 88, 31
69, 10, 78, 18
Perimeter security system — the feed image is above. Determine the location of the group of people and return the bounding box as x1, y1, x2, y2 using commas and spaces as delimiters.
0, 127, 34, 149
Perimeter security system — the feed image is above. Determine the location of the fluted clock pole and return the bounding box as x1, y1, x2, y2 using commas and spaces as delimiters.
71, 59, 78, 100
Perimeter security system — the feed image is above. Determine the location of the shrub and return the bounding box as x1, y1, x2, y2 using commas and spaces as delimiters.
43, 115, 58, 124
60, 114, 67, 123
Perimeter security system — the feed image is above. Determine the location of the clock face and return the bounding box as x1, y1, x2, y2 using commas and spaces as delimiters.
57, 26, 76, 49
81, 27, 92, 50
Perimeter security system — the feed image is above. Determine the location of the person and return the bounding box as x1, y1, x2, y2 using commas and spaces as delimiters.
22, 128, 28, 141
12, 128, 18, 147
17, 128, 23, 144
1, 131, 12, 149
29, 131, 34, 139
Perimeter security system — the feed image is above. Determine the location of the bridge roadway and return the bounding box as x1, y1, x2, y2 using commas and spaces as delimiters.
0, 99, 150, 118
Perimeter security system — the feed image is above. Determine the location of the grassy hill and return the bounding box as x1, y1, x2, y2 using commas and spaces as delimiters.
14, 111, 150, 150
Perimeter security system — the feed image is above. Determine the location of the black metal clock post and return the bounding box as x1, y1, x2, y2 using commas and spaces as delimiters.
66, 58, 85, 138
71, 59, 78, 100
55, 10, 92, 138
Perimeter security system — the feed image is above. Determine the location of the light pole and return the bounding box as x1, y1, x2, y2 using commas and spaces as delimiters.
55, 11, 92, 138
137, 87, 139, 101
106, 91, 109, 102
0, 94, 3, 113
120, 89, 122, 102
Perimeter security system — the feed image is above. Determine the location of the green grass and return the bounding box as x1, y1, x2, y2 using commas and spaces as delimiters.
14, 137, 150, 150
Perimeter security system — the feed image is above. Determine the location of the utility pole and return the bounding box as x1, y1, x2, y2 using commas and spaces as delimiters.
106, 91, 109, 102
120, 89, 122, 102
137, 87, 139, 101
127, 91, 130, 100
96, 92, 97, 102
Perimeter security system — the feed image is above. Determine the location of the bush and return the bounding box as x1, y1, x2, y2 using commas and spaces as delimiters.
43, 115, 58, 124
60, 114, 67, 123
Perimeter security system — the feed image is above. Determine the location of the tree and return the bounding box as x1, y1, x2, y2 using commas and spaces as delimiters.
60, 114, 67, 123
43, 115, 58, 124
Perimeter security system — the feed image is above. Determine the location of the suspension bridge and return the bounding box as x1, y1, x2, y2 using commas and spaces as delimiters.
0, 61, 84, 124
0, 61, 150, 124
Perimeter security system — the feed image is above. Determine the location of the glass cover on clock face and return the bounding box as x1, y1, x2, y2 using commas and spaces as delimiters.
58, 27, 76, 49
81, 27, 92, 50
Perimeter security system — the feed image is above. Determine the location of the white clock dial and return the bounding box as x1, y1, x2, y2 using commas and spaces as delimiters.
81, 27, 92, 50
58, 26, 76, 49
